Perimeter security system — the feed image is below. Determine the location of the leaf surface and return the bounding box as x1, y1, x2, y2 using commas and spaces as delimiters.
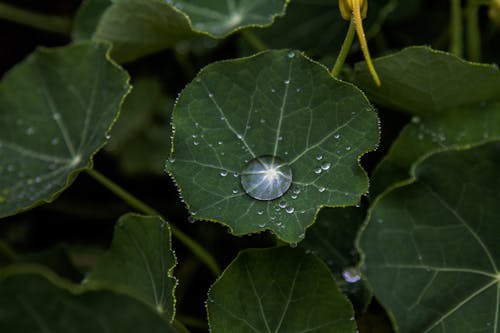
165, 50, 379, 243
359, 142, 500, 333
354, 47, 500, 116
0, 42, 130, 218
0, 272, 175, 332
84, 214, 177, 320
207, 247, 356, 333
371, 102, 500, 197
72, 0, 111, 40
96, 0, 287, 62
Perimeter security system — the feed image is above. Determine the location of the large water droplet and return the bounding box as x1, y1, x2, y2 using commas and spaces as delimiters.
240, 155, 292, 201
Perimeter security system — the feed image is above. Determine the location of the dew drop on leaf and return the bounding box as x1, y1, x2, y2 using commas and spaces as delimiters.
240, 155, 292, 201
342, 267, 361, 283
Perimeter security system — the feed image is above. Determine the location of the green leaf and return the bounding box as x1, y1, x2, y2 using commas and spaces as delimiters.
72, 0, 111, 41
207, 247, 357, 333
84, 214, 177, 321
371, 102, 500, 197
165, 50, 379, 243
0, 42, 130, 218
0, 271, 175, 332
95, 0, 288, 62
354, 46, 500, 116
301, 206, 372, 313
359, 142, 500, 333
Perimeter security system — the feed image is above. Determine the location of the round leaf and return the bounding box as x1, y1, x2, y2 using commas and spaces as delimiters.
359, 142, 500, 332
0, 42, 130, 218
165, 50, 379, 243
207, 247, 357, 333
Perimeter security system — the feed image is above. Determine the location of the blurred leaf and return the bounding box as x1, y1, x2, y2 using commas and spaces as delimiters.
72, 0, 111, 41
165, 50, 379, 243
0, 270, 175, 332
371, 102, 500, 197
354, 47, 500, 116
359, 142, 500, 332
96, 0, 288, 62
0, 42, 130, 218
207, 247, 357, 333
84, 214, 177, 321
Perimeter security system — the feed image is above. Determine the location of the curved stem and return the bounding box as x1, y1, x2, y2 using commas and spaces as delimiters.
352, 0, 381, 86
85, 168, 221, 276
0, 3, 71, 36
450, 0, 464, 57
331, 19, 356, 77
466, 1, 481, 61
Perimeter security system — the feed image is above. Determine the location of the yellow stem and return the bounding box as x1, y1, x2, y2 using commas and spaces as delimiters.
352, 0, 381, 86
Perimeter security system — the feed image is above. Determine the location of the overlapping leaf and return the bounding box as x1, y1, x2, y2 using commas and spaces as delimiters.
0, 42, 130, 218
354, 46, 500, 116
166, 50, 379, 243
359, 142, 500, 332
84, 214, 177, 320
95, 0, 288, 62
371, 102, 500, 197
207, 247, 356, 333
73, 0, 111, 41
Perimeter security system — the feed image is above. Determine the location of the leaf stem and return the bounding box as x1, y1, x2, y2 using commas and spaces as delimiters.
465, 0, 481, 62
240, 30, 268, 52
331, 19, 356, 77
450, 0, 464, 57
85, 168, 221, 276
0, 2, 71, 36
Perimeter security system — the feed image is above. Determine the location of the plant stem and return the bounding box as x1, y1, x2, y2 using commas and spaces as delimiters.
240, 30, 268, 52
465, 1, 481, 62
450, 0, 463, 57
85, 168, 221, 276
331, 19, 356, 77
0, 2, 71, 36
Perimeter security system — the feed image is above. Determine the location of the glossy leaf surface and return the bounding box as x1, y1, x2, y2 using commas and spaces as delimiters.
0, 42, 129, 218
166, 50, 379, 243
359, 142, 500, 332
207, 247, 356, 333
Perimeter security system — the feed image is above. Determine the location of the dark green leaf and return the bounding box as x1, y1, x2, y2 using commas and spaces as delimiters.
95, 0, 288, 62
354, 47, 500, 116
359, 142, 500, 332
0, 271, 175, 333
84, 214, 177, 321
207, 247, 357, 333
72, 0, 111, 41
0, 42, 130, 218
165, 50, 379, 243
371, 102, 500, 197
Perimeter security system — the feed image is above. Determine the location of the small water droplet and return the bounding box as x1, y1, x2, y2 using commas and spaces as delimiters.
342, 267, 361, 283
105, 134, 111, 140
279, 201, 287, 208
278, 136, 283, 141
291, 194, 297, 199
240, 155, 292, 201
271, 88, 276, 93
287, 51, 295, 58
318, 187, 326, 193
258, 223, 266, 228
208, 92, 213, 98
257, 210, 264, 215
290, 242, 297, 248
193, 141, 199, 146
316, 155, 323, 160
334, 133, 340, 139
284, 79, 290, 85
314, 168, 322, 174
260, 118, 266, 124
220, 170, 228, 177
236, 133, 243, 140
50, 137, 59, 145
26, 127, 35, 135
296, 88, 301, 93
321, 162, 331, 170
217, 140, 223, 145
188, 216, 196, 224
168, 157, 176, 163
345, 146, 351, 151
286, 206, 294, 214
220, 116, 225, 121
411, 116, 421, 124
232, 189, 238, 194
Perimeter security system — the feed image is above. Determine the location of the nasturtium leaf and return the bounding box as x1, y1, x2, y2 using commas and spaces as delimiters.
96, 0, 288, 62
173, 0, 288, 37
165, 50, 379, 243
207, 247, 357, 333
72, 0, 111, 41
371, 102, 500, 197
302, 206, 372, 313
0, 272, 175, 332
359, 142, 500, 333
354, 46, 500, 116
84, 214, 177, 321
0, 42, 130, 218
